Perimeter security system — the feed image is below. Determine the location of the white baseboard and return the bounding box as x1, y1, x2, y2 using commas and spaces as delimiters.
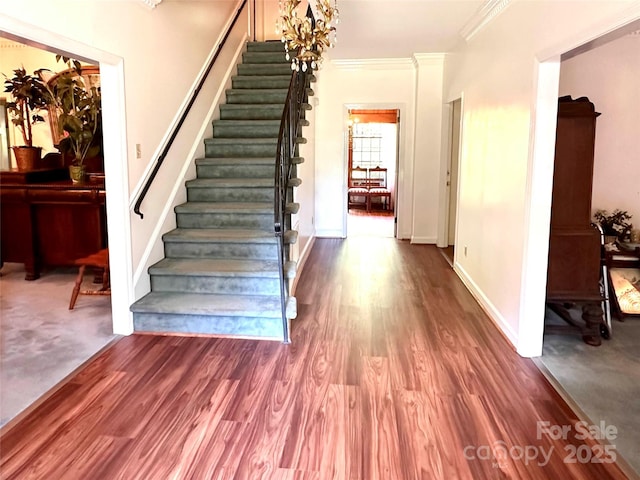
291, 236, 316, 295
454, 262, 519, 350
410, 236, 437, 244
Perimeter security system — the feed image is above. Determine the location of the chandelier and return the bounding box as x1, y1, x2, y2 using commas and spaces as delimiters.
276, 0, 339, 72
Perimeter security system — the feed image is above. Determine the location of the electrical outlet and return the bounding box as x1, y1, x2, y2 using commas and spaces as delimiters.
135, 144, 142, 159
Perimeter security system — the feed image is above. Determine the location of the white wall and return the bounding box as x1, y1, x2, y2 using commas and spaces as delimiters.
314, 56, 444, 241
256, 0, 281, 41
559, 33, 640, 225
412, 54, 445, 244
443, 0, 640, 356
292, 90, 317, 271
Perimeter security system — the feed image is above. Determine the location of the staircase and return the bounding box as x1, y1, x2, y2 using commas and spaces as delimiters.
130, 41, 310, 341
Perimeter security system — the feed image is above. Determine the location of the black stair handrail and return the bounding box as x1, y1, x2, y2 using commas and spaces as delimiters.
134, 0, 250, 219
274, 6, 314, 344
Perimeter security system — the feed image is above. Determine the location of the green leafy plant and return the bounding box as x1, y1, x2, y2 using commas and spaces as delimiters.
3, 67, 53, 147
48, 57, 102, 166
593, 209, 633, 240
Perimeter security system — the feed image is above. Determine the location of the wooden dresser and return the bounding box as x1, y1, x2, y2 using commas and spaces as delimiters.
546, 96, 604, 345
0, 168, 107, 280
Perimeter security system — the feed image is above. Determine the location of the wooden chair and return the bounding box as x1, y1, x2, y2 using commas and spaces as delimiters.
368, 167, 391, 211
347, 166, 370, 211
69, 248, 110, 310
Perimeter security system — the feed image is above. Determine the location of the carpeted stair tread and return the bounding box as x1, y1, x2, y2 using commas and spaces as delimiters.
150, 258, 279, 277
286, 296, 297, 319
195, 157, 275, 166
232, 74, 315, 88
213, 119, 281, 128
195, 157, 276, 179
186, 178, 274, 188
283, 230, 298, 245
219, 104, 286, 120
205, 139, 279, 158
226, 88, 288, 104
242, 51, 290, 64
212, 119, 281, 138
246, 41, 287, 52
176, 202, 271, 214
131, 292, 282, 317
205, 137, 278, 145
232, 75, 293, 89
237, 63, 293, 76
163, 228, 276, 243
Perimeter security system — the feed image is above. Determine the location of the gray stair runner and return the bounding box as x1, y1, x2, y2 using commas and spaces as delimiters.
131, 41, 307, 340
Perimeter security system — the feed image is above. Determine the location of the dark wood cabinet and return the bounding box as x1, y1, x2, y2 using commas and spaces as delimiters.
546, 96, 604, 345
0, 168, 107, 280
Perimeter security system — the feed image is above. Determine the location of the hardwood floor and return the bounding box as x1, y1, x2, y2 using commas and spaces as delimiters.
0, 238, 631, 479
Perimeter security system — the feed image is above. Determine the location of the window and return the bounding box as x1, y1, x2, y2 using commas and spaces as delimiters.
351, 123, 383, 169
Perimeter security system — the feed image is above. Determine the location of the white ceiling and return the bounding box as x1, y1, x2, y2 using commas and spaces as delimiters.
328, 0, 486, 59
147, 0, 489, 58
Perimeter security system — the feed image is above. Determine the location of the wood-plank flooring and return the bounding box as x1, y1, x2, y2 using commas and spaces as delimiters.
0, 238, 630, 479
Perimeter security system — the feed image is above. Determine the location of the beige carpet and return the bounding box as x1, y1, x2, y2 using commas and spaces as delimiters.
0, 262, 117, 428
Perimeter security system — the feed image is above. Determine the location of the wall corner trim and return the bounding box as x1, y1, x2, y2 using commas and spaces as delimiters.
411, 53, 446, 67
459, 0, 512, 42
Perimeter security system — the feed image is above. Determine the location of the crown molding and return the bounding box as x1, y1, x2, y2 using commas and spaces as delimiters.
140, 0, 163, 9
332, 58, 415, 70
412, 53, 446, 67
459, 0, 512, 42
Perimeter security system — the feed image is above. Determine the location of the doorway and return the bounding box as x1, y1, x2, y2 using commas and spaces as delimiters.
441, 98, 462, 265
0, 18, 134, 338
0, 33, 124, 429
346, 109, 398, 238
536, 23, 640, 475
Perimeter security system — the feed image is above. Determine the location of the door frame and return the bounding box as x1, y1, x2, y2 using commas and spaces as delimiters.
518, 14, 640, 357
0, 16, 134, 335
342, 102, 405, 238
437, 96, 464, 252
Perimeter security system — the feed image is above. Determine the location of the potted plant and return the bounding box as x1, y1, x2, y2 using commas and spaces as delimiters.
3, 67, 53, 170
48, 58, 102, 183
593, 209, 633, 243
